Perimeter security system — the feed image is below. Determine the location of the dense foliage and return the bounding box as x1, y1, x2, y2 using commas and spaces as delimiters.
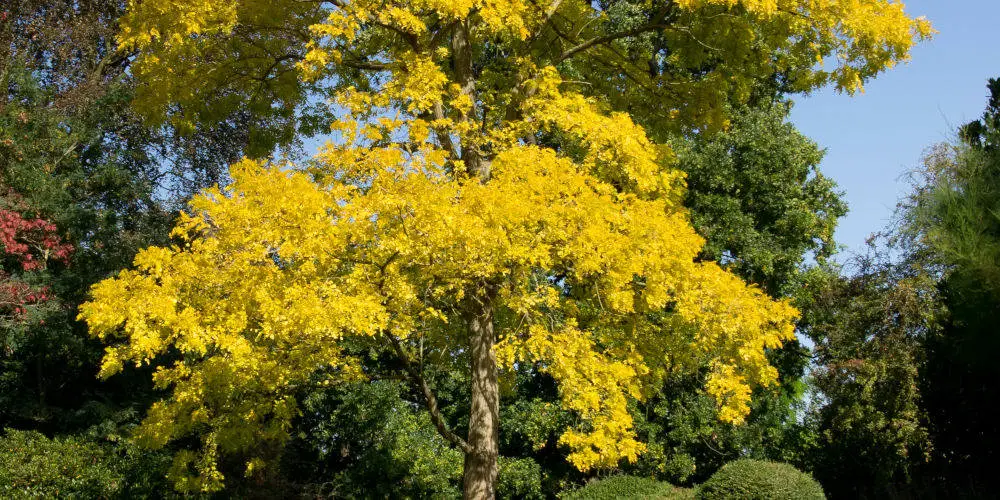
780, 79, 1000, 498
0, 0, 257, 435
793, 254, 935, 497
0, 426, 170, 498
1, 0, 264, 493
682, 101, 846, 296
902, 78, 1000, 494
624, 100, 842, 487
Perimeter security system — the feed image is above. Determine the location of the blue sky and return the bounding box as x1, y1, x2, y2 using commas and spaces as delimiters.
788, 0, 1000, 258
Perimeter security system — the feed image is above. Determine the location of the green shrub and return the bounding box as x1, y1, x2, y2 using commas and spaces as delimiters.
561, 475, 690, 500
0, 428, 170, 499
696, 459, 824, 500
498, 456, 544, 499
1, 429, 122, 498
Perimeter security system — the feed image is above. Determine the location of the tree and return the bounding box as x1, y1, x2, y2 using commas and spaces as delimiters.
0, 0, 281, 433
682, 101, 846, 297
790, 79, 1000, 498
272, 57, 849, 500
902, 78, 1000, 493
795, 251, 935, 498
1, 189, 73, 338
80, 0, 930, 496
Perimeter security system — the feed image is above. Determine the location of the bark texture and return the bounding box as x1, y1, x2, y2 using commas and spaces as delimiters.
462, 293, 499, 500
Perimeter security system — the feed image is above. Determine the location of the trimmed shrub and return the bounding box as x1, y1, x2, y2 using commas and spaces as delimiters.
562, 475, 689, 499
696, 459, 825, 500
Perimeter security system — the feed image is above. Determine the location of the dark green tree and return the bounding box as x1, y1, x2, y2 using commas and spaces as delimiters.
0, 0, 261, 443
681, 101, 845, 297
793, 78, 1000, 498
905, 78, 1000, 493
794, 251, 935, 498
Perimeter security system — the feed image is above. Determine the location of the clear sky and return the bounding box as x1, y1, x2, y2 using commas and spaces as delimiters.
788, 0, 1000, 258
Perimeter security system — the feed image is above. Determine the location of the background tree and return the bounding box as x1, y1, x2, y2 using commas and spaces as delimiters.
902, 78, 1000, 494
681, 101, 845, 297
794, 249, 935, 498
1, 190, 73, 349
0, 0, 284, 430
785, 78, 1000, 499
613, 98, 846, 486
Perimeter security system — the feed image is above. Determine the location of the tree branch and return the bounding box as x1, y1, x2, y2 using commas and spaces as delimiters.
526, 0, 563, 43
387, 331, 473, 454
555, 2, 675, 63
341, 59, 389, 71
557, 21, 669, 63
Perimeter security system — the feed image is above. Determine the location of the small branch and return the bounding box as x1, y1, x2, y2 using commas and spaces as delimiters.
341, 59, 389, 71
52, 141, 79, 170
555, 2, 675, 63
387, 331, 473, 454
557, 22, 669, 63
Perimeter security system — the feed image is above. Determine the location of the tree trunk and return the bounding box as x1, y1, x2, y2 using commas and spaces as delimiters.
452, 18, 499, 499
462, 292, 499, 499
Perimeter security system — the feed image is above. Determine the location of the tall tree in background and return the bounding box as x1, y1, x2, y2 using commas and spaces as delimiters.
683, 102, 845, 297
1, 0, 164, 429
78, 0, 929, 496
792, 79, 1000, 498
905, 78, 1000, 493
0, 0, 263, 433
795, 251, 936, 498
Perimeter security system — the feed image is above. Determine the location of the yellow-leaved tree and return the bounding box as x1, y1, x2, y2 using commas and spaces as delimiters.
79, 0, 930, 496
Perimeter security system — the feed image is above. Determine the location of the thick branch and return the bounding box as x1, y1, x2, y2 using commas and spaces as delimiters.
451, 19, 492, 180
90, 47, 134, 86
423, 102, 461, 160
429, 20, 460, 51
387, 331, 474, 454
526, 0, 563, 43
451, 20, 476, 121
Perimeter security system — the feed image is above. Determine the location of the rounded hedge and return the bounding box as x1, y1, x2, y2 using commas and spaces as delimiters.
561, 475, 685, 500
696, 459, 825, 500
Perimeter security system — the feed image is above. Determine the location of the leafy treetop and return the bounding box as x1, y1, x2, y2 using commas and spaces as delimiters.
116, 0, 932, 144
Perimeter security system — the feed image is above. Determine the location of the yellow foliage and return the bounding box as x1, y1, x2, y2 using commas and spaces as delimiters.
86, 0, 930, 490
117, 0, 931, 134
83, 146, 796, 487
